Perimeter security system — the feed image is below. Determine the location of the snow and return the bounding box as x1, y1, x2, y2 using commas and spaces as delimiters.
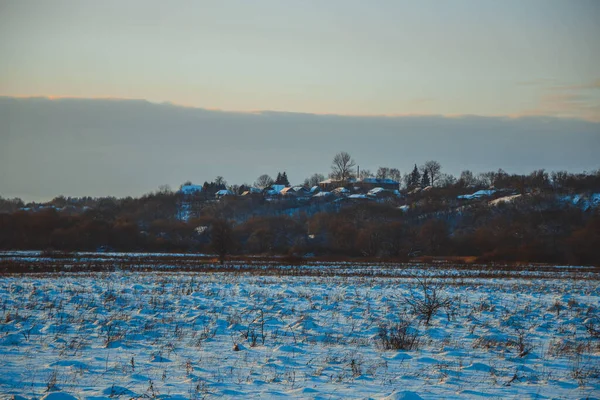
312, 191, 332, 198
0, 261, 598, 399
270, 185, 286, 192
458, 190, 496, 200
489, 194, 522, 206
332, 187, 350, 194
368, 187, 387, 195
561, 193, 600, 211
215, 189, 233, 196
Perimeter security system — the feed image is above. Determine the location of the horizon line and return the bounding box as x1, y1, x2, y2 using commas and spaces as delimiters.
3, 94, 599, 123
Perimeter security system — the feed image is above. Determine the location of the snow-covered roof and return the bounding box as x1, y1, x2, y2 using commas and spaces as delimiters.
489, 194, 522, 206
269, 184, 286, 192
348, 194, 369, 199
309, 185, 320, 193
313, 191, 332, 197
319, 179, 336, 184
332, 187, 350, 194
216, 189, 233, 196
180, 184, 203, 194
457, 189, 496, 200
357, 178, 399, 185
280, 187, 297, 195
367, 187, 387, 195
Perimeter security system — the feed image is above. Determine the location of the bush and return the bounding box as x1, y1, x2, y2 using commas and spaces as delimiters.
376, 320, 420, 351
404, 278, 453, 325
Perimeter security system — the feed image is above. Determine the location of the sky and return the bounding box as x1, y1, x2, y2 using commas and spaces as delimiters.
0, 1, 599, 200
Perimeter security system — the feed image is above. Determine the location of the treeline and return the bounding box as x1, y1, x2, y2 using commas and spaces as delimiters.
1, 164, 600, 265
0, 196, 598, 265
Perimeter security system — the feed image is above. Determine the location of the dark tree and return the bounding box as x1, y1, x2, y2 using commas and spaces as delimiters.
274, 172, 290, 186
210, 219, 234, 264
409, 164, 421, 189
421, 170, 430, 188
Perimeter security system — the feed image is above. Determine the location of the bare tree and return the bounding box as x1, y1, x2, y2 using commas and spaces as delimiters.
330, 152, 356, 181
377, 167, 401, 182
437, 173, 457, 187
458, 170, 477, 187
420, 161, 442, 187
359, 168, 374, 179
214, 176, 227, 188
404, 278, 453, 325
304, 173, 325, 187
389, 168, 402, 183
376, 167, 390, 180
254, 174, 274, 189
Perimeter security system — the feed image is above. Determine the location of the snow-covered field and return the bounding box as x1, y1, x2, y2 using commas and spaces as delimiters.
1, 265, 599, 399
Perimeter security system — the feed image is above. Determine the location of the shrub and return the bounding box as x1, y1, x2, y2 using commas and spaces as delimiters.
404, 278, 453, 325
376, 320, 420, 351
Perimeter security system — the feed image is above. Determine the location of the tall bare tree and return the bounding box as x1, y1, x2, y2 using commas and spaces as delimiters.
330, 152, 356, 181
420, 161, 442, 187
254, 174, 274, 189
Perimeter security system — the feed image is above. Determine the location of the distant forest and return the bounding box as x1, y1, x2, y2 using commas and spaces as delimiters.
1, 153, 600, 265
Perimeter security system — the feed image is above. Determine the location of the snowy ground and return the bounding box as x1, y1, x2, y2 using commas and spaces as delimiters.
1, 263, 599, 399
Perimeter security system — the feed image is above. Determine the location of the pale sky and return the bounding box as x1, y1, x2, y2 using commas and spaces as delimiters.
1, 0, 599, 119
1, 1, 600, 201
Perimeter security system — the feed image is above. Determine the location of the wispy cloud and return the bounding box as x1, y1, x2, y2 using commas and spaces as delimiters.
515, 79, 600, 122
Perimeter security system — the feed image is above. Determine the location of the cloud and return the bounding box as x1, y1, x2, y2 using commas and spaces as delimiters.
1, 96, 599, 201
516, 79, 600, 122
557, 79, 600, 91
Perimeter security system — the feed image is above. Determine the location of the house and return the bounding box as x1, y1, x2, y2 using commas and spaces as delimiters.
354, 178, 399, 191
241, 189, 263, 199
367, 187, 400, 201
179, 184, 203, 195
265, 184, 287, 196
312, 191, 333, 200
318, 178, 356, 191
332, 187, 351, 196
215, 189, 234, 199
280, 187, 298, 197
291, 186, 310, 197
347, 194, 372, 201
